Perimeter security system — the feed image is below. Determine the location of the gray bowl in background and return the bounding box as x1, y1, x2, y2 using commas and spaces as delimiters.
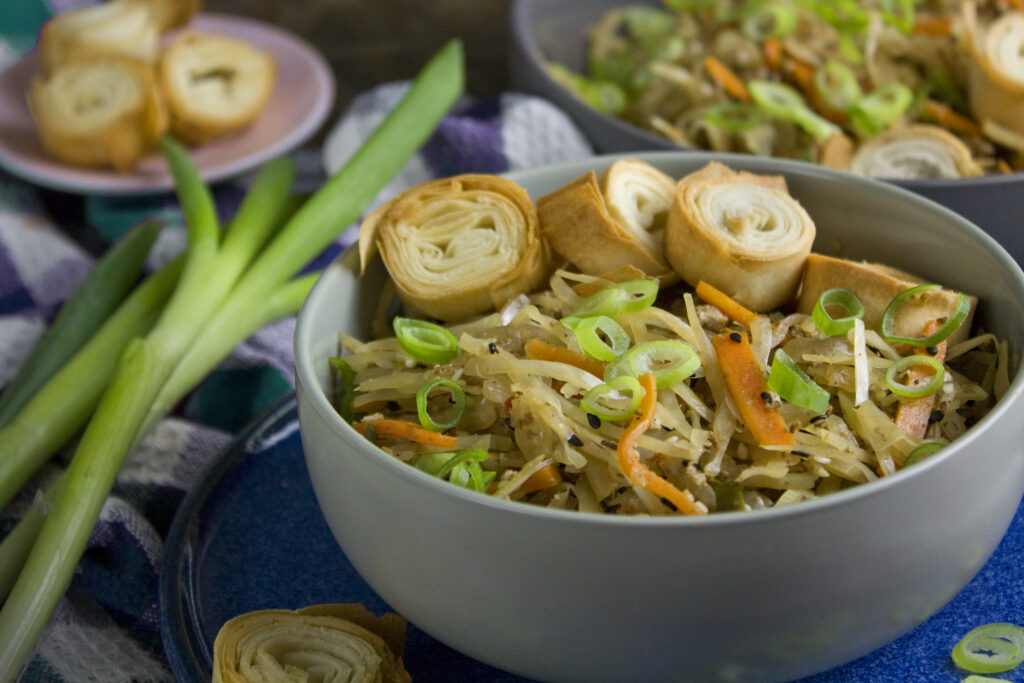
295, 151, 1024, 683
509, 0, 1024, 263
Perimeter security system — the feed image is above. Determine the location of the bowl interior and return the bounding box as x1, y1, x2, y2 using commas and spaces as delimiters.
296, 150, 1024, 522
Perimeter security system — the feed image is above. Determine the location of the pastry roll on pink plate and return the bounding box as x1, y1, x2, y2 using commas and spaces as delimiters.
359, 174, 553, 322
536, 158, 676, 279
665, 161, 815, 312
962, 1, 1024, 152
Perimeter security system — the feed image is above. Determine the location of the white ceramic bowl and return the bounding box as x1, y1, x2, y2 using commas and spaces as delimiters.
294, 151, 1024, 683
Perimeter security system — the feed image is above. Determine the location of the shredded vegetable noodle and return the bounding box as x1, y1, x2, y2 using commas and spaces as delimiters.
329, 268, 1009, 516
549, 0, 1024, 178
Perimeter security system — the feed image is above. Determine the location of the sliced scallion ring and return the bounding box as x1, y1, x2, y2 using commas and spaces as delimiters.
951, 623, 1024, 674
570, 278, 659, 318
767, 348, 831, 413
605, 340, 701, 389
414, 449, 495, 493
581, 375, 644, 422
749, 80, 839, 140
564, 315, 632, 361
813, 288, 865, 336
903, 441, 944, 467
849, 82, 914, 136
415, 378, 466, 431
393, 317, 460, 364
328, 357, 358, 422
741, 3, 798, 40
880, 284, 971, 347
879, 0, 915, 33
886, 354, 945, 399
814, 60, 862, 112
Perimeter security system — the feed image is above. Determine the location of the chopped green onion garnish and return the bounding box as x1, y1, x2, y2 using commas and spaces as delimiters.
741, 3, 798, 40
903, 441, 944, 467
416, 378, 466, 431
605, 340, 701, 389
849, 82, 913, 136
799, 0, 869, 33
393, 317, 461, 364
952, 623, 1024, 674
581, 375, 644, 422
813, 288, 865, 336
570, 279, 659, 319
328, 358, 358, 422
814, 60, 862, 112
749, 80, 839, 141
767, 348, 831, 413
415, 449, 495, 493
880, 0, 916, 33
885, 354, 945, 398
546, 62, 627, 115
703, 102, 767, 132
564, 315, 631, 361
880, 284, 971, 347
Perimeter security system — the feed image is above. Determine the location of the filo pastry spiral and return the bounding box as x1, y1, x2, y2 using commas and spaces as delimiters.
537, 158, 676, 278
665, 162, 815, 311
38, 0, 162, 75
848, 124, 983, 179
359, 174, 554, 322
963, 2, 1024, 150
212, 604, 411, 683
27, 58, 168, 171
159, 31, 276, 145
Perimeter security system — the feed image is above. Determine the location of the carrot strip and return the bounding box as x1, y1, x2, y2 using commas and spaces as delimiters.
783, 57, 847, 124
922, 99, 982, 138
712, 331, 795, 446
617, 373, 705, 515
894, 321, 947, 441
913, 13, 953, 35
703, 55, 751, 102
518, 463, 563, 495
696, 281, 757, 328
525, 338, 607, 378
762, 37, 783, 72
352, 418, 458, 448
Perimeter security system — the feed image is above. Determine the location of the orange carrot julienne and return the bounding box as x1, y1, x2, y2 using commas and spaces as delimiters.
913, 13, 953, 35
895, 321, 948, 442
703, 55, 751, 102
922, 99, 982, 138
352, 418, 457, 448
518, 462, 563, 495
525, 338, 607, 378
712, 331, 795, 446
762, 37, 783, 72
696, 281, 757, 328
617, 373, 706, 515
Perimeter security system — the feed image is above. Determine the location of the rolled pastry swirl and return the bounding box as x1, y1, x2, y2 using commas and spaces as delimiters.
359, 174, 553, 322
212, 604, 411, 683
38, 0, 162, 75
963, 2, 1024, 145
796, 253, 977, 347
665, 162, 815, 311
537, 158, 675, 277
848, 124, 983, 179
159, 31, 276, 145
27, 58, 168, 171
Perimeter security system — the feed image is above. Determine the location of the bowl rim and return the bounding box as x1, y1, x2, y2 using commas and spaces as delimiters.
295, 149, 1024, 529
507, 0, 1024, 189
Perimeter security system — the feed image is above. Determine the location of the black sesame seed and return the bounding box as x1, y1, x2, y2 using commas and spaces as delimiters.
568, 433, 584, 446
385, 400, 400, 411
601, 439, 617, 449
810, 414, 827, 423
966, 399, 975, 406
928, 410, 944, 424
488, 342, 498, 354
504, 417, 514, 431
729, 331, 742, 342
760, 391, 772, 402
587, 413, 602, 428
926, 345, 939, 356
792, 450, 810, 457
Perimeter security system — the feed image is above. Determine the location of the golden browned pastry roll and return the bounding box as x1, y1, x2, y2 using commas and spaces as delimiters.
159, 31, 276, 145
963, 2, 1024, 144
664, 161, 815, 311
359, 174, 553, 322
142, 0, 201, 31
27, 58, 168, 172
796, 253, 977, 347
848, 124, 983, 179
212, 604, 411, 683
38, 0, 162, 75
536, 158, 675, 278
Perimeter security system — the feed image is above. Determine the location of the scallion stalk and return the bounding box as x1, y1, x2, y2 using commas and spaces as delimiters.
0, 39, 464, 680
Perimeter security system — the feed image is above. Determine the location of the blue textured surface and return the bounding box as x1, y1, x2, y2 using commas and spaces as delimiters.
160, 396, 1024, 682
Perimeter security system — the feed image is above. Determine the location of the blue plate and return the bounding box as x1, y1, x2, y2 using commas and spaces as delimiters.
160, 395, 1024, 682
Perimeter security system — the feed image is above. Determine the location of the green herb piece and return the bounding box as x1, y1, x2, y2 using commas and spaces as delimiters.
605, 340, 701, 389
393, 317, 461, 364
886, 354, 945, 398
812, 288, 865, 336
416, 378, 466, 431
581, 375, 644, 422
768, 349, 831, 413
951, 623, 1024, 674
570, 278, 659, 319
880, 284, 970, 347
564, 315, 631, 361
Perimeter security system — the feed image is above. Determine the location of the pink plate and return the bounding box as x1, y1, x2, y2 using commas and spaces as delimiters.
0, 13, 335, 195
